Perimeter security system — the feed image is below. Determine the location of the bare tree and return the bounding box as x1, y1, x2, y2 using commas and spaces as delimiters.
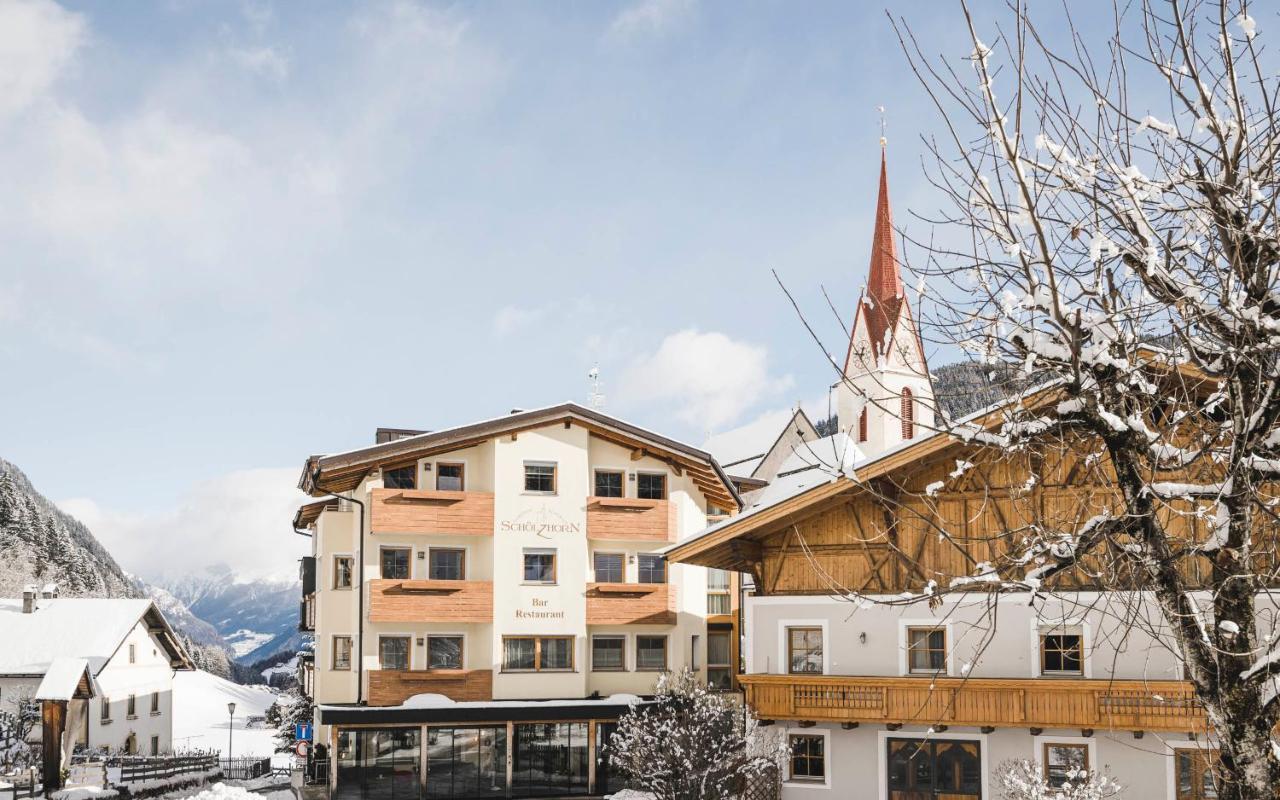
776, 1, 1280, 797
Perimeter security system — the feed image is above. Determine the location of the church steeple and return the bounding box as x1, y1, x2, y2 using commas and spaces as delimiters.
836, 141, 934, 456
860, 149, 904, 361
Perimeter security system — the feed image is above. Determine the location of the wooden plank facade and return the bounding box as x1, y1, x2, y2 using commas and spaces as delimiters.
585, 497, 674, 542
585, 582, 676, 625
367, 579, 494, 623
368, 669, 494, 706
370, 488, 495, 536
740, 674, 1205, 733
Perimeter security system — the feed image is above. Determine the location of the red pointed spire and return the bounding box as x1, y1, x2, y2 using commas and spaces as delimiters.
856, 147, 904, 360
867, 148, 902, 303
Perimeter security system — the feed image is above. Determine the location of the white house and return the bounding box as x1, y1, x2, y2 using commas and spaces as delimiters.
0, 587, 193, 757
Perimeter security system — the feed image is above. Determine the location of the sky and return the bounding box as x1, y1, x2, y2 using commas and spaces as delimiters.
0, 0, 1106, 582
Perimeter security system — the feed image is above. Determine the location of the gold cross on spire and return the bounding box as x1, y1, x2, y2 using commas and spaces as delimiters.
877, 105, 887, 147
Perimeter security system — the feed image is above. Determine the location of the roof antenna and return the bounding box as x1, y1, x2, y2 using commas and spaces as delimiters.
587, 364, 606, 411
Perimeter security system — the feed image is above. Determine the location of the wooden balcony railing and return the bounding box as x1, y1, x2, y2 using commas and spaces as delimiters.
368, 579, 493, 623
370, 488, 494, 535
586, 497, 673, 542
585, 583, 675, 625
740, 675, 1206, 733
368, 669, 493, 707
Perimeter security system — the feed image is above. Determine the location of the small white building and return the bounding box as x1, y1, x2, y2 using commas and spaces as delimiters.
0, 588, 193, 756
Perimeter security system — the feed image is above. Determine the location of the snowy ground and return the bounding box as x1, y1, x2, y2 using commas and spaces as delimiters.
158, 781, 292, 800
172, 671, 281, 757
223, 631, 275, 659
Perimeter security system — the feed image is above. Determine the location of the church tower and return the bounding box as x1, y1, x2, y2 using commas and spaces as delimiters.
836, 147, 933, 457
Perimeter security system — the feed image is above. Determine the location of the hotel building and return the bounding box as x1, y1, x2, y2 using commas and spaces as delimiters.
677, 151, 1219, 800
292, 405, 741, 799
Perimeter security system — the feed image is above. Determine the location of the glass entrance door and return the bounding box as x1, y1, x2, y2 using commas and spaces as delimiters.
426, 727, 508, 799
513, 723, 590, 797
886, 738, 981, 800
336, 728, 421, 800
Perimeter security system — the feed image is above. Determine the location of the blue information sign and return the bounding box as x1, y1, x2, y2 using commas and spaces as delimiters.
295, 722, 313, 741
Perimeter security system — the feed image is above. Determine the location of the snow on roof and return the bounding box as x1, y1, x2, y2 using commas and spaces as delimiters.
0, 598, 154, 675
702, 408, 798, 470
36, 657, 95, 701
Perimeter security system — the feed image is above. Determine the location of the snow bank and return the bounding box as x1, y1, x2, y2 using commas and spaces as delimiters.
165, 782, 291, 800
50, 788, 120, 800
172, 671, 279, 757
605, 791, 655, 800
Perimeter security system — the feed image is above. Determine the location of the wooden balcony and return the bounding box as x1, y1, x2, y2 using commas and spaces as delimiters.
586, 497, 673, 542
740, 675, 1206, 733
370, 488, 494, 535
368, 669, 493, 707
368, 579, 493, 623
585, 582, 675, 625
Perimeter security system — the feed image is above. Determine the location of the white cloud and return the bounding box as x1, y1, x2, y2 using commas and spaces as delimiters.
59, 468, 309, 583
227, 44, 290, 81
618, 328, 793, 432
0, 0, 84, 118
492, 304, 547, 337
607, 0, 695, 42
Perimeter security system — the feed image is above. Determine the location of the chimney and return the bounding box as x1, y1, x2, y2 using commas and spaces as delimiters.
41, 583, 58, 600
22, 585, 37, 614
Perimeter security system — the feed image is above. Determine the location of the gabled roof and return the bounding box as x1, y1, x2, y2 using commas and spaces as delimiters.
0, 598, 194, 676
36, 657, 97, 701
300, 402, 740, 511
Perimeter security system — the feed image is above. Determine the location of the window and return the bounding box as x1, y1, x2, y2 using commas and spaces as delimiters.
502, 637, 574, 671
334, 556, 353, 589
594, 470, 624, 498
637, 472, 666, 500
1174, 748, 1221, 800
100, 697, 110, 721
637, 553, 666, 584
379, 636, 410, 670
383, 465, 417, 489
524, 463, 556, 493
436, 463, 465, 491
707, 631, 732, 691
1044, 743, 1089, 788
907, 627, 947, 674
427, 636, 463, 670
128, 644, 136, 664
127, 694, 136, 718
333, 636, 352, 670
901, 389, 915, 439
787, 627, 823, 674
636, 635, 668, 671
591, 636, 625, 671
429, 548, 465, 581
858, 407, 868, 442
707, 569, 731, 615
523, 549, 557, 584
789, 734, 825, 782
151, 692, 160, 714
150, 735, 159, 757
381, 547, 411, 580
593, 552, 624, 583
1040, 629, 1084, 675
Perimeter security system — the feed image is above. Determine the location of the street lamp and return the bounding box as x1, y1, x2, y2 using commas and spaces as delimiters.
227, 702, 236, 774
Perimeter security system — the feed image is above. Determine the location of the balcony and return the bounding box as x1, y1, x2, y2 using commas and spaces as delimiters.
368, 669, 493, 707
740, 675, 1205, 733
368, 579, 493, 623
585, 583, 675, 625
298, 596, 315, 632
370, 488, 495, 535
586, 497, 672, 542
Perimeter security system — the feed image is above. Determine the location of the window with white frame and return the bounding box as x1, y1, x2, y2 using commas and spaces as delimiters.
1039, 626, 1084, 676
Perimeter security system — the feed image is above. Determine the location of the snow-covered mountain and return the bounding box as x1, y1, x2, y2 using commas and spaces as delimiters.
0, 458, 141, 598
156, 566, 308, 665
